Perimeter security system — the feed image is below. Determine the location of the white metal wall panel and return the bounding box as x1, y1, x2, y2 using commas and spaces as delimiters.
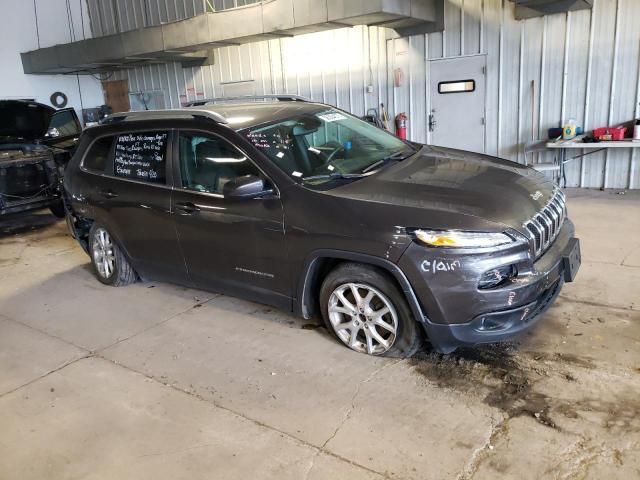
444, 0, 462, 57
563, 10, 590, 186
88, 0, 640, 188
609, 0, 640, 189
500, 1, 523, 160
540, 15, 566, 137
482, 0, 501, 157
409, 35, 427, 144
463, 0, 482, 56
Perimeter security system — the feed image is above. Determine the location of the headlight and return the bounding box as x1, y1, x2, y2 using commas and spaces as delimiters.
413, 229, 514, 248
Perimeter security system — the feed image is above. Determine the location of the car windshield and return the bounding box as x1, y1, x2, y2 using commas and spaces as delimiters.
242, 108, 414, 186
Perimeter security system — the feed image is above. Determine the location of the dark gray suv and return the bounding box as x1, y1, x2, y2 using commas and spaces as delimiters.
63, 96, 581, 357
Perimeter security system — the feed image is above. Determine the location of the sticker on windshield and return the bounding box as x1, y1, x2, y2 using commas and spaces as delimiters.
318, 112, 347, 122
292, 171, 303, 177
276, 151, 285, 158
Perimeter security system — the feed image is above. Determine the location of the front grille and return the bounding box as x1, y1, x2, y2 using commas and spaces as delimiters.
524, 189, 566, 257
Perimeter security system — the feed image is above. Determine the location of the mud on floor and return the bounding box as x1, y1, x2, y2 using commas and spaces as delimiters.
409, 344, 640, 433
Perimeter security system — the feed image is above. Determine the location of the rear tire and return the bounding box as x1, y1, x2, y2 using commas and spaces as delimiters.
88, 223, 137, 286
319, 262, 422, 357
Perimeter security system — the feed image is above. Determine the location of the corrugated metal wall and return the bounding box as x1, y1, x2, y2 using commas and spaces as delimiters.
87, 0, 261, 35
88, 0, 640, 189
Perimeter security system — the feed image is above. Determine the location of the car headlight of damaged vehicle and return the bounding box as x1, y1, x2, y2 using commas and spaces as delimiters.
412, 229, 515, 248
411, 229, 519, 289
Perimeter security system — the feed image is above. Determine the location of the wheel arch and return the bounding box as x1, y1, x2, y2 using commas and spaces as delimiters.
296, 249, 427, 325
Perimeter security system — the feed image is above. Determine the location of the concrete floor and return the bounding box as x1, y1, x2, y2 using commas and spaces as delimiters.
0, 188, 638, 480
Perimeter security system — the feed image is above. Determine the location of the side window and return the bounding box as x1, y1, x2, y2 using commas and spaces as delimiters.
47, 110, 81, 137
83, 136, 113, 172
114, 131, 168, 184
178, 132, 261, 194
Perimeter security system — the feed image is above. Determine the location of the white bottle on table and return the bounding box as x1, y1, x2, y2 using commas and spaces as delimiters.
563, 118, 577, 140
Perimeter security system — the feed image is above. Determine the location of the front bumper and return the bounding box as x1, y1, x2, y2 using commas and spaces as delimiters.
397, 220, 580, 353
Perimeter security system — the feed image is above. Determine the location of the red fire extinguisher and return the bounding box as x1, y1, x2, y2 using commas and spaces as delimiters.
395, 113, 408, 140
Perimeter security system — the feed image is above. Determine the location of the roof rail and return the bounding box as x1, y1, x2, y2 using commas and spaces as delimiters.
184, 94, 310, 107
103, 108, 228, 125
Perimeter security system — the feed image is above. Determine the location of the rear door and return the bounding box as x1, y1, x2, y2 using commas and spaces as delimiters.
170, 129, 290, 309
82, 129, 188, 284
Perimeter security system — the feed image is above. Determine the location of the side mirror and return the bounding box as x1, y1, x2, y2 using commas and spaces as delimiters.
45, 127, 60, 138
223, 174, 273, 199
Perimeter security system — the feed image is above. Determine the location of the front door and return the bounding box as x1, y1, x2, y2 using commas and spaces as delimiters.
171, 130, 290, 309
429, 55, 486, 153
43, 108, 82, 152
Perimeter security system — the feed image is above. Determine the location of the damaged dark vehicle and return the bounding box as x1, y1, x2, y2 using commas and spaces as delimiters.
0, 100, 81, 218
63, 97, 581, 357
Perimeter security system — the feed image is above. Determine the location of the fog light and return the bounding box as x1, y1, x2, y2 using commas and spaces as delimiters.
478, 265, 517, 290
478, 317, 507, 331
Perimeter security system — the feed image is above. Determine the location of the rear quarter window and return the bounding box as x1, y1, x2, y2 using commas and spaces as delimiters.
82, 136, 114, 173
114, 131, 168, 184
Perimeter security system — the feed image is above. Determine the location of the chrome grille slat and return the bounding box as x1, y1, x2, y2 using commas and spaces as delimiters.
546, 206, 559, 230
523, 189, 567, 257
536, 214, 550, 244
543, 207, 557, 235
548, 201, 562, 228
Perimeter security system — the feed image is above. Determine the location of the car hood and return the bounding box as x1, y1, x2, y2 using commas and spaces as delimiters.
0, 100, 55, 143
327, 145, 557, 233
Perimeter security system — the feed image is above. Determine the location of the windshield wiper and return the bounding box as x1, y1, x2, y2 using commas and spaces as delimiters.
361, 148, 417, 174
301, 172, 369, 183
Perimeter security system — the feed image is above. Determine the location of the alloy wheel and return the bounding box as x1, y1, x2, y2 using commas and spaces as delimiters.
327, 283, 398, 355
92, 227, 115, 279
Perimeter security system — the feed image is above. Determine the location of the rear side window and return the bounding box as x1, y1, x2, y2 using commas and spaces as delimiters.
83, 136, 113, 173
114, 131, 168, 184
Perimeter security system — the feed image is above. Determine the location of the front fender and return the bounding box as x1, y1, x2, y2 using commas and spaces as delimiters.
295, 249, 428, 326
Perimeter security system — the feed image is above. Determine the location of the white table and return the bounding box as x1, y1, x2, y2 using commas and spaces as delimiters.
546, 135, 640, 186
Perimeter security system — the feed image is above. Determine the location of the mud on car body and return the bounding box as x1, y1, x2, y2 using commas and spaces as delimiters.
63, 96, 580, 357
0, 100, 81, 218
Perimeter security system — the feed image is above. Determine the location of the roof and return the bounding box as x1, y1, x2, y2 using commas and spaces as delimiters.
105, 100, 331, 131
204, 101, 330, 130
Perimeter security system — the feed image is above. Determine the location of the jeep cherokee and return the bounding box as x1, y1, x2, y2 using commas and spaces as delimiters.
63, 96, 581, 356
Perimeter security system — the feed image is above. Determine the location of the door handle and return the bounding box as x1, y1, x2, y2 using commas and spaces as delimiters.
428, 113, 437, 132
99, 189, 118, 199
175, 201, 201, 214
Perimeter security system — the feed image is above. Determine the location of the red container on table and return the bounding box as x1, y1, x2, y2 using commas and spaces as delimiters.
593, 127, 627, 141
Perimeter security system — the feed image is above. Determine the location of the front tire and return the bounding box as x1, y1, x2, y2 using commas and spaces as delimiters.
319, 263, 422, 357
88, 224, 137, 286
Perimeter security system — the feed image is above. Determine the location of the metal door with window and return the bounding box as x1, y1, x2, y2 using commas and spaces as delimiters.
171, 130, 289, 309
429, 55, 486, 153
